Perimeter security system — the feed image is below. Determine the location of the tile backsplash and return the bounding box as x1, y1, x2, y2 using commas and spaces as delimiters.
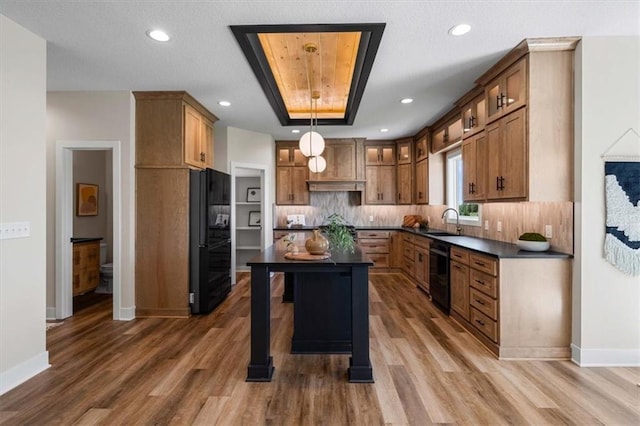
274, 192, 573, 254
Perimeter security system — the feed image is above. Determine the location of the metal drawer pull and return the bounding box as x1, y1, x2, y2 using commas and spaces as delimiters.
475, 319, 485, 326
474, 279, 485, 285
474, 298, 485, 305
475, 261, 485, 267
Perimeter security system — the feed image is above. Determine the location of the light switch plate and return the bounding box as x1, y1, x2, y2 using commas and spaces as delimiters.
497, 221, 502, 232
0, 222, 30, 240
545, 225, 553, 239
484, 220, 489, 231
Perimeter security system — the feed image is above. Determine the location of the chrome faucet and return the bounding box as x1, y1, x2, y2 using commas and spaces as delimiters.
442, 208, 461, 235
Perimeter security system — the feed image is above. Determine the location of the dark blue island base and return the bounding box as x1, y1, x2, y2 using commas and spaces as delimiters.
246, 247, 374, 383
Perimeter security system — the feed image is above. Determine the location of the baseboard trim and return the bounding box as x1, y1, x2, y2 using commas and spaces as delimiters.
0, 351, 50, 395
117, 306, 136, 321
46, 307, 56, 320
571, 344, 640, 366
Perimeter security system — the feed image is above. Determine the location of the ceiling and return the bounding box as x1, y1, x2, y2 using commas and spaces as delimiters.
1, 1, 638, 141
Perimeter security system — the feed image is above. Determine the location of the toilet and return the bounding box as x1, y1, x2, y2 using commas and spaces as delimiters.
97, 242, 113, 294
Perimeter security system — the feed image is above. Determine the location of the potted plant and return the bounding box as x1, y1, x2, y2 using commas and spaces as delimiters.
321, 213, 355, 253
516, 232, 550, 252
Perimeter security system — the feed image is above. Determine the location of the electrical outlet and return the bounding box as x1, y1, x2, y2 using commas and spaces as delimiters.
545, 225, 553, 239
497, 221, 502, 232
0, 222, 30, 240
484, 220, 489, 231
369, 215, 374, 222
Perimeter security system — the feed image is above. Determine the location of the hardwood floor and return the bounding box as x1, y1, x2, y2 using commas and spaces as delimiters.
1, 272, 638, 425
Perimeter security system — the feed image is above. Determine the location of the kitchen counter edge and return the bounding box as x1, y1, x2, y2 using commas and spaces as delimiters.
273, 226, 571, 259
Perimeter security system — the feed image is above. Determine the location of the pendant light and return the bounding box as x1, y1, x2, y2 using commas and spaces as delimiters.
299, 43, 326, 172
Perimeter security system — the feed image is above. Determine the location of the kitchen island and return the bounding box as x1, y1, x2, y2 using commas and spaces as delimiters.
246, 244, 374, 383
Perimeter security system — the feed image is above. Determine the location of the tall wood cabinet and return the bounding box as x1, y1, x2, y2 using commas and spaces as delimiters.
414, 130, 429, 204
365, 142, 396, 205
134, 91, 218, 318
396, 137, 413, 204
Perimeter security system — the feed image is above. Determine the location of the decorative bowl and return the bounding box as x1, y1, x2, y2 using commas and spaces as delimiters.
516, 240, 550, 252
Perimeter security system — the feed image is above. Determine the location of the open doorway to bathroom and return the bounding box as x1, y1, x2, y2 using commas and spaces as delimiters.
55, 140, 122, 320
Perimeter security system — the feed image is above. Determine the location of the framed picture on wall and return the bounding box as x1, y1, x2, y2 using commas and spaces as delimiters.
77, 183, 99, 216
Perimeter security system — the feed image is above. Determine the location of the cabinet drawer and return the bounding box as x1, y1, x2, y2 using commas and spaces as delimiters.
470, 287, 498, 320
469, 253, 498, 276
470, 308, 498, 342
450, 247, 470, 264
403, 258, 415, 276
359, 239, 390, 253
357, 230, 390, 239
368, 254, 389, 268
469, 269, 498, 298
402, 233, 415, 244
414, 236, 430, 249
403, 245, 414, 260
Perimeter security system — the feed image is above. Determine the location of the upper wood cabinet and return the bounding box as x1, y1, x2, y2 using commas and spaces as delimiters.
308, 140, 357, 181
414, 158, 429, 205
414, 132, 429, 162
365, 165, 396, 204
365, 143, 395, 166
473, 37, 578, 202
458, 91, 486, 139
276, 165, 309, 205
134, 91, 218, 169
462, 131, 487, 202
430, 109, 462, 154
485, 108, 527, 200
277, 143, 307, 167
396, 163, 412, 205
485, 57, 527, 124
396, 137, 413, 165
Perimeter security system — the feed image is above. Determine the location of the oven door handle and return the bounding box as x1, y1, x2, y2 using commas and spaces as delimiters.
429, 248, 449, 257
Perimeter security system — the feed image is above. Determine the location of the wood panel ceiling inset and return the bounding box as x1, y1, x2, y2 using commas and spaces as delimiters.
231, 23, 385, 127
258, 32, 361, 120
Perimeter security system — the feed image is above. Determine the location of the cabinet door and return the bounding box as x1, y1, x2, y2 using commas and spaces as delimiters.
486, 58, 527, 123
200, 118, 214, 168
397, 140, 412, 164
450, 261, 470, 320
485, 120, 502, 200
462, 95, 486, 138
415, 158, 428, 204
365, 166, 379, 204
380, 147, 395, 165
277, 145, 306, 166
431, 128, 446, 153
276, 166, 308, 205
397, 163, 412, 204
500, 108, 527, 199
320, 143, 355, 180
290, 166, 309, 205
462, 131, 486, 201
378, 165, 396, 204
414, 246, 429, 286
184, 104, 203, 168
415, 134, 428, 162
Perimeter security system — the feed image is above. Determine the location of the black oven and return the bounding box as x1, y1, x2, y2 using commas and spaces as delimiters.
429, 240, 450, 314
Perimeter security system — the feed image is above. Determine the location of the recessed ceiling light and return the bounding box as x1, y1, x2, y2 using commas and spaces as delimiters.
400, 98, 413, 104
291, 129, 300, 134
218, 101, 231, 107
448, 24, 471, 36
380, 128, 389, 133
147, 29, 170, 42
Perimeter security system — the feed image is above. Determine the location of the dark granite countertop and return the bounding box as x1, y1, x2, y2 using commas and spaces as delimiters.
273, 226, 571, 259
70, 237, 103, 243
247, 243, 373, 267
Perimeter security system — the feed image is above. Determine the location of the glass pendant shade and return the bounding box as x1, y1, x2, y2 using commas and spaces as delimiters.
299, 131, 325, 157
308, 155, 326, 173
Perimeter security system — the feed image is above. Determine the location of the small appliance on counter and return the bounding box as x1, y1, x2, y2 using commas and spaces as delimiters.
286, 214, 306, 228
189, 168, 231, 314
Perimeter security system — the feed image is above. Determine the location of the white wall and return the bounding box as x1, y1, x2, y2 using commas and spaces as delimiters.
0, 15, 48, 394
46, 92, 135, 318
573, 36, 640, 366
227, 126, 275, 244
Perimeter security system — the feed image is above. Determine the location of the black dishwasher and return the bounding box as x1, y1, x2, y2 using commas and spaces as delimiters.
429, 240, 450, 314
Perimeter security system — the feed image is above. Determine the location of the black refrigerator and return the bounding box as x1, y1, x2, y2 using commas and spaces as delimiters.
189, 168, 231, 314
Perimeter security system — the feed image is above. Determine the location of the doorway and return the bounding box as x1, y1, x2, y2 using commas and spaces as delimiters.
55, 140, 122, 320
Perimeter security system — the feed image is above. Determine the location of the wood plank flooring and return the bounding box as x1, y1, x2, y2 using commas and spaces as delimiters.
1, 272, 638, 425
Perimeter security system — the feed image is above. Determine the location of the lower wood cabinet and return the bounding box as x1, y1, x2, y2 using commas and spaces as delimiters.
357, 230, 390, 269
73, 240, 100, 296
413, 236, 430, 293
401, 233, 415, 277
448, 245, 571, 359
